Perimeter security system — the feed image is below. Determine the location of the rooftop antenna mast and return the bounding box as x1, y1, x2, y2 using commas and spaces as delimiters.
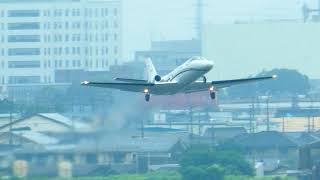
195, 0, 204, 41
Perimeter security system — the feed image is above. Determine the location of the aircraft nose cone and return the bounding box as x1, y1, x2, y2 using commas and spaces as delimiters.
203, 60, 214, 71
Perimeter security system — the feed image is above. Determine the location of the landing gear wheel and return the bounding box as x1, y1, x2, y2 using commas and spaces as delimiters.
210, 92, 216, 100
203, 76, 207, 83
145, 94, 150, 102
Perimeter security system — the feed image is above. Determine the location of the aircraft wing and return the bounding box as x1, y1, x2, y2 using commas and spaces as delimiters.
81, 81, 155, 92
81, 81, 179, 94
183, 75, 276, 93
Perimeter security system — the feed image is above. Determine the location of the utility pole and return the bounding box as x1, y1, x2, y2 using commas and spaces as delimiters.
9, 102, 12, 145
198, 112, 201, 136
195, 0, 204, 41
282, 117, 285, 133
249, 98, 255, 133
190, 105, 194, 138
141, 118, 144, 138
266, 97, 270, 131
308, 116, 311, 133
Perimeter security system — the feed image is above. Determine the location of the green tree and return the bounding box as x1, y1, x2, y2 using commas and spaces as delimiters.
205, 165, 225, 180
180, 166, 206, 180
179, 145, 253, 180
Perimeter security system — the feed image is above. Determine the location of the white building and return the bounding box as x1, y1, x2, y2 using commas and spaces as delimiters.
0, 0, 122, 96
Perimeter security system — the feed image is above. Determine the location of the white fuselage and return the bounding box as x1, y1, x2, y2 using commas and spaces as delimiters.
153, 57, 214, 95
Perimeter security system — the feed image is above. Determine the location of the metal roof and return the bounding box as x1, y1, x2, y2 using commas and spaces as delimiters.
38, 113, 91, 130
13, 131, 59, 145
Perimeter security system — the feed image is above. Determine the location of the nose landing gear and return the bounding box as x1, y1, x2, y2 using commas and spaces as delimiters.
202, 76, 207, 83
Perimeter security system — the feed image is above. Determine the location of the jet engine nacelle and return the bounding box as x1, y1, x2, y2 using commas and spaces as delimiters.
154, 75, 161, 82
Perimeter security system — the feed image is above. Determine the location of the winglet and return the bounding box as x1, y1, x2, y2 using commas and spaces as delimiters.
81, 81, 90, 85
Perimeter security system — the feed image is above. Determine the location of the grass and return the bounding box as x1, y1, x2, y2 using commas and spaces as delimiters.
11, 172, 297, 180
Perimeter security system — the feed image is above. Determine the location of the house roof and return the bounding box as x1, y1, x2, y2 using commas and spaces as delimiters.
15, 133, 188, 154
12, 131, 59, 145
0, 113, 91, 132
77, 134, 187, 153
203, 127, 247, 139
38, 113, 90, 130
231, 131, 298, 149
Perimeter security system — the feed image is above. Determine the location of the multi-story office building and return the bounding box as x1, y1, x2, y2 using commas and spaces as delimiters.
0, 0, 121, 97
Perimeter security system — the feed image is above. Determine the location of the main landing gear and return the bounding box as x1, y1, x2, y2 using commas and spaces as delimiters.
145, 93, 150, 102
144, 88, 150, 102
209, 86, 216, 100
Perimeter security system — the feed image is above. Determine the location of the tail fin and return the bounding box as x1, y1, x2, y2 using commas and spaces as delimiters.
145, 58, 158, 83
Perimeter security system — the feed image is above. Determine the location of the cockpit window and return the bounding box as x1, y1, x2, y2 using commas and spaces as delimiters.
185, 56, 202, 65
190, 56, 202, 61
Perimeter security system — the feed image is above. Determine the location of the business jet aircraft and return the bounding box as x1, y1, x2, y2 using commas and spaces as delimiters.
81, 56, 276, 102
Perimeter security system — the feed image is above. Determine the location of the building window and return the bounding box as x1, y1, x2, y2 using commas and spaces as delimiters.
95, 47, 99, 56
114, 8, 118, 16
8, 61, 40, 68
84, 8, 88, 17
8, 76, 40, 84
114, 46, 118, 54
8, 10, 40, 17
65, 34, 69, 42
95, 34, 98, 41
8, 35, 40, 43
88, 8, 92, 17
8, 48, 40, 56
105, 47, 108, 54
101, 47, 105, 55
58, 47, 62, 55
101, 9, 104, 17
94, 8, 98, 17
85, 60, 88, 67
65, 9, 69, 16
105, 34, 108, 41
65, 47, 69, 55
8, 22, 40, 30
72, 47, 76, 55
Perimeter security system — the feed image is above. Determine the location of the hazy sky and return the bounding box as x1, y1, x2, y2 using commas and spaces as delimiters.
122, 0, 320, 78
122, 0, 317, 60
